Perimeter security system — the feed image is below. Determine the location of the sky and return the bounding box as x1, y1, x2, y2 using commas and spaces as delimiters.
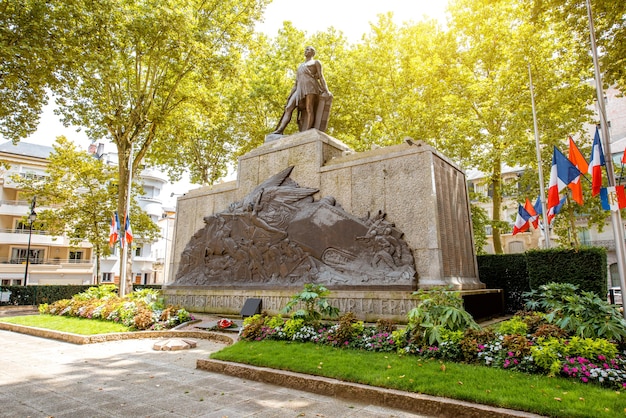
20, 0, 449, 197
256, 0, 448, 42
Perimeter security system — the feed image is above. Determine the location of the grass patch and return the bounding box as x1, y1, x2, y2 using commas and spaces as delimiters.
211, 340, 626, 417
0, 314, 131, 334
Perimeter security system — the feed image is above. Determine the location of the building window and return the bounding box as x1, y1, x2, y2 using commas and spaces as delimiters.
10, 248, 44, 264
102, 272, 113, 282
135, 246, 142, 257
69, 251, 83, 263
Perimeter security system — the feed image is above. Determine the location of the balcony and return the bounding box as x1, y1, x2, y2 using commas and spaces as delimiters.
0, 229, 90, 247
0, 257, 92, 265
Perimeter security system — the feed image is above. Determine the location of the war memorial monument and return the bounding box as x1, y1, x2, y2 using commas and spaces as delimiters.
164, 47, 498, 321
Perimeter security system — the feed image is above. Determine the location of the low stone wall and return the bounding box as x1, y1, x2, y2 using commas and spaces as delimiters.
0, 322, 234, 345
164, 287, 503, 322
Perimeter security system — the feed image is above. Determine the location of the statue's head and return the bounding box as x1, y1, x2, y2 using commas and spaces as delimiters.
304, 46, 316, 57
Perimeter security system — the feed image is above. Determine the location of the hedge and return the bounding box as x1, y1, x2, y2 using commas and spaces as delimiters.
0, 284, 162, 306
477, 247, 608, 314
477, 253, 529, 314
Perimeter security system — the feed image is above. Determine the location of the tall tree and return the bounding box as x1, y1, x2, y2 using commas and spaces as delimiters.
12, 136, 159, 282
0, 0, 57, 141
22, 0, 269, 289
532, 0, 626, 93
443, 0, 592, 252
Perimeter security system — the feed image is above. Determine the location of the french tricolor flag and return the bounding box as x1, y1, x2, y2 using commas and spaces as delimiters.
547, 146, 580, 213
588, 126, 605, 196
512, 204, 531, 235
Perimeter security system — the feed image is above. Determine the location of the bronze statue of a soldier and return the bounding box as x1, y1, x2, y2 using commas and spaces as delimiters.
273, 46, 333, 135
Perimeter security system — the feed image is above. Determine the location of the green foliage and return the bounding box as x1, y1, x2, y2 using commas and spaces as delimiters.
407, 287, 479, 346
477, 254, 529, 313
526, 248, 607, 297
524, 282, 626, 342
282, 318, 305, 339
497, 316, 528, 336
0, 0, 57, 141
333, 312, 364, 346
39, 285, 190, 330
470, 204, 489, 255
213, 340, 626, 417
531, 336, 618, 375
281, 284, 339, 324
0, 285, 92, 306
73, 285, 118, 301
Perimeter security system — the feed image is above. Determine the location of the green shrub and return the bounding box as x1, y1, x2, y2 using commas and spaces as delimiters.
281, 284, 339, 324
407, 286, 479, 346
497, 316, 528, 336
524, 282, 626, 342
531, 336, 618, 375
282, 318, 305, 339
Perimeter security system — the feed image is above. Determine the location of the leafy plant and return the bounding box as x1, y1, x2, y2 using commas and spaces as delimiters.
406, 286, 479, 346
497, 316, 528, 336
524, 282, 626, 342
281, 284, 339, 324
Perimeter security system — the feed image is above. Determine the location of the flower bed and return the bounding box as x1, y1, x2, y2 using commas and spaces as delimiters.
239, 283, 626, 390
39, 285, 193, 330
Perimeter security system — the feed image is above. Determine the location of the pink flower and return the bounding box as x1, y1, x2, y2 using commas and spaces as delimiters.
598, 355, 606, 361
581, 377, 588, 383
508, 351, 514, 357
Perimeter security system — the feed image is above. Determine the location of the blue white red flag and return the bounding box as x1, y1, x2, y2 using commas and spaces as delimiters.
548, 146, 580, 213
588, 127, 605, 196
524, 198, 539, 229
547, 196, 566, 224
600, 186, 626, 211
512, 204, 531, 235
109, 212, 120, 248
124, 213, 133, 246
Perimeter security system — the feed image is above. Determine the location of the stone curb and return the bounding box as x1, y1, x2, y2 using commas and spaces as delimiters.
197, 359, 543, 418
0, 321, 234, 345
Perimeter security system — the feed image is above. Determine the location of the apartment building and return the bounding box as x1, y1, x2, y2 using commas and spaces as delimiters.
0, 141, 171, 286
0, 142, 93, 285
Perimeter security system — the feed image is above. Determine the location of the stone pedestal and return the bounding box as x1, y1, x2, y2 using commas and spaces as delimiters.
165, 130, 484, 318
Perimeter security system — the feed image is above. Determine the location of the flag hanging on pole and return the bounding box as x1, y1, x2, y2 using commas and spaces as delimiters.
512, 204, 531, 235
548, 146, 581, 212
124, 213, 133, 245
109, 212, 120, 247
588, 126, 605, 196
600, 186, 626, 211
524, 198, 539, 229
567, 136, 589, 205
547, 196, 567, 225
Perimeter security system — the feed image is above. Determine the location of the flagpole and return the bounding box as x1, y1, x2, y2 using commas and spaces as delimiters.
528, 63, 551, 248
120, 144, 134, 297
586, 0, 626, 318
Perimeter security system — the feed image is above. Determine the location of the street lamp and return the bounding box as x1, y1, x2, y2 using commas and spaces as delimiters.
23, 209, 37, 286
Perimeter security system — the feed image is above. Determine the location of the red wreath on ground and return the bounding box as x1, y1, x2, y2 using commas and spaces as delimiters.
217, 318, 234, 329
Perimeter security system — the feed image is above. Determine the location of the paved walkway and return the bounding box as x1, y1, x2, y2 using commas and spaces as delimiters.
0, 330, 430, 418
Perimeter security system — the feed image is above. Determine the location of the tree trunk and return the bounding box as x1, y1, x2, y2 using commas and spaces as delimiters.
491, 160, 504, 254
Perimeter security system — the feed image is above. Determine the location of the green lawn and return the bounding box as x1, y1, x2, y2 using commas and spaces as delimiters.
211, 340, 626, 418
0, 314, 131, 334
